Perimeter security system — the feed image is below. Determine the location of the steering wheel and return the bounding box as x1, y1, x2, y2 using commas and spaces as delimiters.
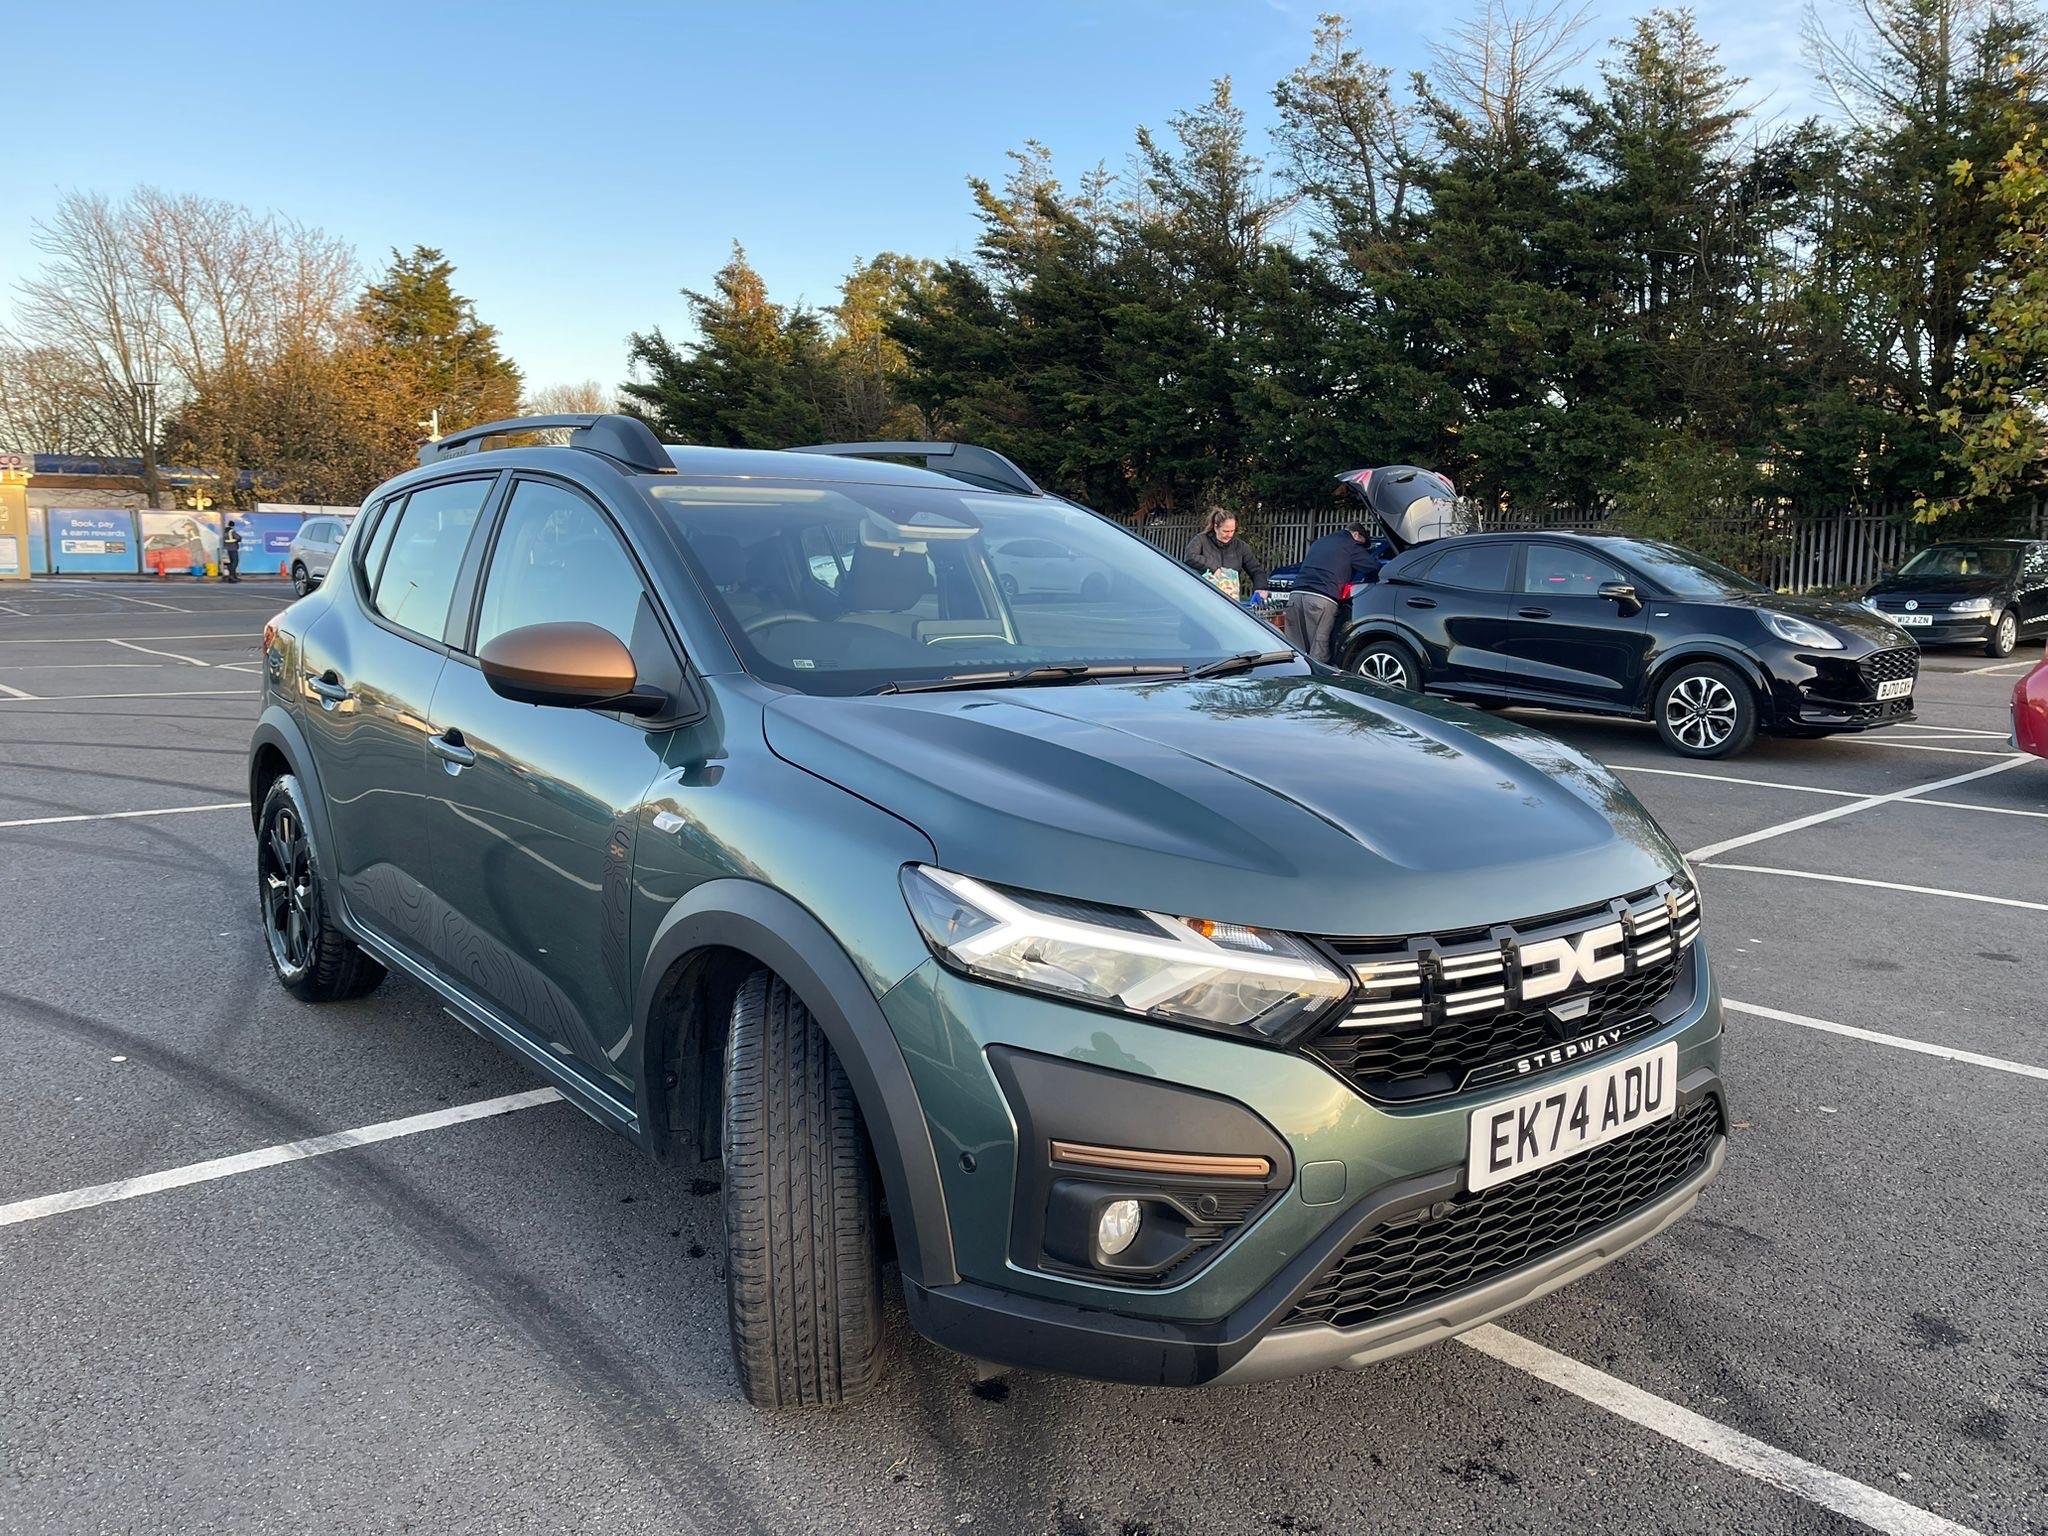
741, 610, 816, 635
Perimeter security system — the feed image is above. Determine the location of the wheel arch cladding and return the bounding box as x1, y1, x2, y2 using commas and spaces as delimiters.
248, 707, 336, 852
637, 879, 958, 1288
1650, 645, 1769, 714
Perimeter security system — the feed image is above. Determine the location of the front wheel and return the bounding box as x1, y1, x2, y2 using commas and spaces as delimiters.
256, 775, 385, 1001
721, 970, 888, 1408
1986, 610, 2018, 658
1349, 638, 1423, 692
1654, 662, 1757, 758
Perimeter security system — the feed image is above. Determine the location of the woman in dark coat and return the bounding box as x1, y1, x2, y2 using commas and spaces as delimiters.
1183, 508, 1269, 601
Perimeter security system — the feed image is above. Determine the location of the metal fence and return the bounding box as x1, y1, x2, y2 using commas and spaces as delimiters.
1138, 498, 2048, 594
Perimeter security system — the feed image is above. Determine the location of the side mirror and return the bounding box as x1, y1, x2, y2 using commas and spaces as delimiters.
478, 622, 667, 716
1597, 580, 1643, 614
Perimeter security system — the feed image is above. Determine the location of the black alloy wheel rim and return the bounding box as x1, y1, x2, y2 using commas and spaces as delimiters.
262, 805, 314, 974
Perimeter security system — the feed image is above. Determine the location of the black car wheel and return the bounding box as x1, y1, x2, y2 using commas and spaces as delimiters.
1350, 638, 1423, 691
1987, 610, 2018, 658
722, 969, 887, 1408
257, 775, 385, 1001
1654, 662, 1756, 758
292, 562, 312, 597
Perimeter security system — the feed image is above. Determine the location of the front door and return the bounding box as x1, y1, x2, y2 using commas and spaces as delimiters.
1499, 542, 1651, 708
298, 476, 495, 955
424, 476, 682, 1094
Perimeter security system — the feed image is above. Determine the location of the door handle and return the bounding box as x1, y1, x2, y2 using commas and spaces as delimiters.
1517, 607, 1552, 619
305, 671, 352, 707
429, 730, 477, 770
1405, 596, 1437, 609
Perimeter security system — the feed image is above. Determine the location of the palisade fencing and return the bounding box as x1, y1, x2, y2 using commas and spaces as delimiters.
1139, 497, 2048, 595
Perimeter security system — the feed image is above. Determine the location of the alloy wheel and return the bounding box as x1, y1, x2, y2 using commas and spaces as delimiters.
261, 805, 315, 975
1997, 612, 2017, 654
1664, 675, 1738, 751
292, 563, 311, 597
1356, 649, 1412, 688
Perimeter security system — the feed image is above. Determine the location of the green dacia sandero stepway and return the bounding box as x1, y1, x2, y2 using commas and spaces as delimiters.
248, 416, 1725, 1407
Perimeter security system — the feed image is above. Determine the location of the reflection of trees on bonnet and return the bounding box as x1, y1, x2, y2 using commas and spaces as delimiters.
1140, 676, 1460, 761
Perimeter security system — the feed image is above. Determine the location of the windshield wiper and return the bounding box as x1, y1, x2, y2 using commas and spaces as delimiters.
1184, 648, 1300, 680
870, 663, 1187, 696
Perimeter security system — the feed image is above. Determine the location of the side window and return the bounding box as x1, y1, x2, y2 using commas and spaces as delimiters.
1522, 544, 1627, 596
357, 497, 403, 588
474, 480, 665, 670
1426, 543, 1514, 593
2026, 544, 2048, 579
370, 479, 491, 641
799, 523, 852, 591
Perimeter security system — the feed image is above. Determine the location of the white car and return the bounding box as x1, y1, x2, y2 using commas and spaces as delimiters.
989, 535, 1114, 601
285, 515, 353, 595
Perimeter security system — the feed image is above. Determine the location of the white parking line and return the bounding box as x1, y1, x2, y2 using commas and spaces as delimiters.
0, 680, 34, 700
1962, 660, 2033, 676
1848, 741, 2012, 757
0, 688, 257, 702
1701, 861, 2048, 912
1683, 757, 2029, 861
1911, 796, 2048, 820
1614, 765, 1864, 799
0, 802, 245, 831
1724, 999, 2048, 1081
106, 637, 210, 667
1895, 723, 2012, 738
1462, 1327, 1980, 1536
34, 590, 188, 612
0, 633, 254, 644
0, 1088, 563, 1230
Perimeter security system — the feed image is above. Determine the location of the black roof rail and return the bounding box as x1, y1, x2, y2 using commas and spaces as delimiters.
418, 414, 675, 474
787, 440, 1043, 497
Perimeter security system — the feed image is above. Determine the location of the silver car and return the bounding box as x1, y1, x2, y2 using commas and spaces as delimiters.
285, 515, 352, 595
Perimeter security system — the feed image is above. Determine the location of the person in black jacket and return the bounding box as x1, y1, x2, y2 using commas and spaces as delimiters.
219, 519, 243, 583
1289, 522, 1383, 663
1183, 509, 1269, 603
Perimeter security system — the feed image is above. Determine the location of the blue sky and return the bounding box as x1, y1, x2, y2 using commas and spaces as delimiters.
4, 1, 1822, 393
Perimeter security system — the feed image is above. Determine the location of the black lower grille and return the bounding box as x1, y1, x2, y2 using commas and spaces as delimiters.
1278, 1096, 1723, 1332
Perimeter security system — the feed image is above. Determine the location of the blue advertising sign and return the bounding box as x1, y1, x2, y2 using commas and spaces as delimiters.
47, 509, 140, 574
233, 512, 311, 572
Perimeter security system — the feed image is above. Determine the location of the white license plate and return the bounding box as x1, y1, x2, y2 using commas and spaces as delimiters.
1467, 1043, 1678, 1193
1897, 614, 1933, 627
1876, 678, 1913, 700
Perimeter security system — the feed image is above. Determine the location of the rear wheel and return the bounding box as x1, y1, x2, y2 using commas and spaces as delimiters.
1349, 637, 1423, 692
257, 774, 384, 1001
1654, 662, 1756, 758
1987, 610, 2018, 658
291, 562, 312, 597
721, 970, 887, 1408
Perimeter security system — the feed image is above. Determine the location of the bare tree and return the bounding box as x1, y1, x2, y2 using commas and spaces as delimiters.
0, 341, 121, 454
521, 379, 616, 416
1431, 0, 1596, 141
12, 192, 171, 503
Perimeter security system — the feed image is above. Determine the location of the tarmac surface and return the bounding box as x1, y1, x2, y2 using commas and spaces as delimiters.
1, 578, 2042, 1535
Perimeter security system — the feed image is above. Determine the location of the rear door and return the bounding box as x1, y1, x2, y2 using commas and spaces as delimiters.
1394, 540, 1523, 691
2018, 544, 2048, 630
423, 475, 685, 1095
297, 476, 498, 956
1501, 542, 1651, 708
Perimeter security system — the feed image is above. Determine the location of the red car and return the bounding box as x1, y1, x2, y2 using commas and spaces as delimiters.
2014, 649, 2048, 758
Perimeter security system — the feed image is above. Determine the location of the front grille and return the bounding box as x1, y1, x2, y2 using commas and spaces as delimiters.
1308, 883, 1699, 1103
1278, 1095, 1724, 1332
1859, 648, 1920, 690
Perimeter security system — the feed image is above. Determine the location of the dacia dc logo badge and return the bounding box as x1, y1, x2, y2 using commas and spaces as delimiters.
1518, 920, 1626, 1002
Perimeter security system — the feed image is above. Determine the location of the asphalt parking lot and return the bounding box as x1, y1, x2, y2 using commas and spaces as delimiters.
1, 580, 2042, 1536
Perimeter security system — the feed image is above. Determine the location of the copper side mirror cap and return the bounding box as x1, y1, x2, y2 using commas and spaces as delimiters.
477, 622, 647, 711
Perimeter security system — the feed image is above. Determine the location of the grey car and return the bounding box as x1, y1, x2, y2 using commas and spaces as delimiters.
285, 515, 352, 595
248, 415, 1726, 1407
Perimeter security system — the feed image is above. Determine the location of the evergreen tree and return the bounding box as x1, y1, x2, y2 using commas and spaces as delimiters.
357, 246, 521, 432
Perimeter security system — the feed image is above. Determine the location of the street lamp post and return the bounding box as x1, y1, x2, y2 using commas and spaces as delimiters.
135, 379, 162, 510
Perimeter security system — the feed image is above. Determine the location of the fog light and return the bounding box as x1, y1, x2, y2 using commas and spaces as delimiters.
1097, 1198, 1141, 1257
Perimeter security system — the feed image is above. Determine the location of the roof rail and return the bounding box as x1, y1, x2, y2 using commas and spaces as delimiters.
787, 440, 1043, 497
418, 414, 675, 474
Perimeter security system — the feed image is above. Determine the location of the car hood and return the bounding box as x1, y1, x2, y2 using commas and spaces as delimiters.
1865, 572, 2008, 599
763, 675, 1684, 937
1711, 591, 1908, 649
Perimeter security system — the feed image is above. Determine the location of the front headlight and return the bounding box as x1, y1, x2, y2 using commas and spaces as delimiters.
1858, 597, 1881, 614
1949, 597, 1993, 615
901, 865, 1351, 1038
1761, 610, 1843, 650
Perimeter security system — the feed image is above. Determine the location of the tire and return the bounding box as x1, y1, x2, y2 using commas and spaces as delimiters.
1654, 661, 1757, 758
721, 970, 887, 1408
291, 562, 312, 597
257, 774, 385, 1001
1349, 637, 1423, 692
1986, 610, 2018, 658
1079, 572, 1109, 603
998, 573, 1019, 598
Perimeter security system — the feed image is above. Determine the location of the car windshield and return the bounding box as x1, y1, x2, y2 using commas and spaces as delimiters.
1898, 544, 2018, 578
649, 480, 1295, 696
1603, 539, 1768, 598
